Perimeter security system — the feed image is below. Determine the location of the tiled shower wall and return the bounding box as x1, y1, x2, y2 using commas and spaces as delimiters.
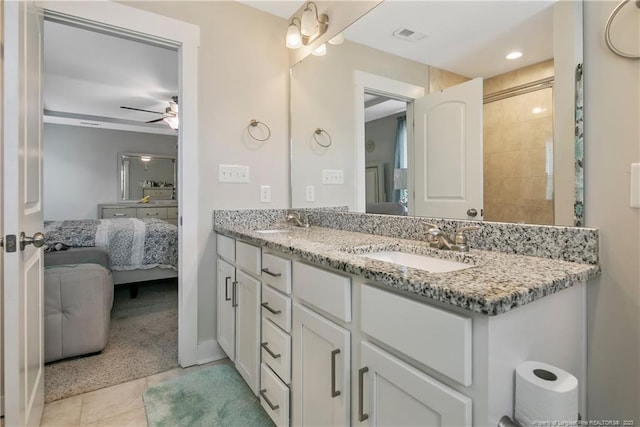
483, 60, 555, 224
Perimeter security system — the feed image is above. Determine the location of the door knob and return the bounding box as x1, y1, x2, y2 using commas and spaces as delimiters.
19, 232, 45, 251
466, 208, 478, 217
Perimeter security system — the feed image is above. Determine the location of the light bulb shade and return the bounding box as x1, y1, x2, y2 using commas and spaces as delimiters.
163, 116, 179, 130
312, 43, 326, 56
286, 22, 302, 49
300, 4, 318, 36
328, 33, 344, 45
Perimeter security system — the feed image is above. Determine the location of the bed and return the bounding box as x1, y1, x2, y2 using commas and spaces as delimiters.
43, 218, 178, 286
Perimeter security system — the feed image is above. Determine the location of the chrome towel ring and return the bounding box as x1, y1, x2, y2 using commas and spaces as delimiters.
247, 119, 271, 141
313, 128, 332, 148
605, 0, 640, 59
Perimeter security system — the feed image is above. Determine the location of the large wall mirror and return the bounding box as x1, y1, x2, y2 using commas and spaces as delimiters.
119, 153, 176, 201
290, 0, 584, 227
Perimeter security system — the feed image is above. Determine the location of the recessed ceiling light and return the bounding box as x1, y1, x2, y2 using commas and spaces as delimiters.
506, 51, 523, 60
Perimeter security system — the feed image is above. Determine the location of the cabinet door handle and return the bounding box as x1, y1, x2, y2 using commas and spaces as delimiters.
261, 267, 282, 277
232, 281, 238, 307
113, 213, 127, 217
224, 276, 231, 301
261, 342, 281, 359
259, 389, 280, 411
331, 349, 341, 398
261, 302, 281, 315
358, 367, 369, 422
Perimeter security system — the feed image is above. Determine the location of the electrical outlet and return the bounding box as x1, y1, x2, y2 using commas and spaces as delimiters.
219, 165, 250, 183
306, 185, 315, 202
260, 185, 271, 203
322, 169, 344, 185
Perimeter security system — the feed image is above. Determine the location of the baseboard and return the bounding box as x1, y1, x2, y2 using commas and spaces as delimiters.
197, 339, 227, 365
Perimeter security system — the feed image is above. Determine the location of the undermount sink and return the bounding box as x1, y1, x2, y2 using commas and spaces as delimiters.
360, 251, 473, 273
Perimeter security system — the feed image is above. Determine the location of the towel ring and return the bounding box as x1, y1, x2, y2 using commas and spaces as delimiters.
605, 0, 640, 59
313, 128, 332, 148
247, 119, 271, 142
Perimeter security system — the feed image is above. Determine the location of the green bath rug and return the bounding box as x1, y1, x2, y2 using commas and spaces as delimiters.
143, 364, 274, 427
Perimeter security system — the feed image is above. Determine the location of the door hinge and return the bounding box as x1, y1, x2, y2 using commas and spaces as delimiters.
5, 234, 17, 253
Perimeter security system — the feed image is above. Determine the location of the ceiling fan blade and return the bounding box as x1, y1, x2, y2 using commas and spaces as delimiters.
146, 117, 166, 124
120, 106, 164, 114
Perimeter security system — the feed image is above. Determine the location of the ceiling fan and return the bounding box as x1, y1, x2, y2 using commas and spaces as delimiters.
120, 96, 179, 129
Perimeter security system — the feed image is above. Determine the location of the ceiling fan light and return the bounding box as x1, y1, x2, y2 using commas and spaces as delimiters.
163, 116, 179, 130
169, 101, 178, 113
301, 3, 318, 36
286, 21, 302, 49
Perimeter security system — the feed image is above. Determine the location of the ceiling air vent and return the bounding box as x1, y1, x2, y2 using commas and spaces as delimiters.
392, 27, 428, 42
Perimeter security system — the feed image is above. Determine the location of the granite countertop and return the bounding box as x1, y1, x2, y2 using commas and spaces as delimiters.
214, 223, 601, 316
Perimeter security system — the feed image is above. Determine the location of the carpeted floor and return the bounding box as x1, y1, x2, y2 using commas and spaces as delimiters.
143, 364, 274, 427
45, 278, 179, 403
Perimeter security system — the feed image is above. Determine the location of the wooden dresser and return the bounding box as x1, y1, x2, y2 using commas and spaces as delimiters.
98, 203, 178, 226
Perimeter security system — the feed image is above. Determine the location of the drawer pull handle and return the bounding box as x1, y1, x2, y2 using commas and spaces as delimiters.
113, 213, 127, 217
259, 389, 280, 411
261, 342, 281, 359
358, 367, 369, 421
224, 276, 231, 301
331, 349, 341, 398
261, 268, 282, 277
232, 281, 238, 308
261, 302, 281, 315
146, 212, 159, 216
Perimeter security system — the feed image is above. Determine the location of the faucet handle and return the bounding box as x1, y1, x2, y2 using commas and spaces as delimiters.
454, 226, 480, 244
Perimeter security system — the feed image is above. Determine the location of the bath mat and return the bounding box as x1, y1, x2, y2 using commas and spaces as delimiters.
143, 364, 274, 427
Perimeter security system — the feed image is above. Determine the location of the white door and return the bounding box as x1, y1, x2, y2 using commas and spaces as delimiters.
413, 78, 483, 219
235, 269, 260, 395
292, 303, 350, 427
359, 342, 472, 426
3, 1, 46, 425
216, 258, 235, 360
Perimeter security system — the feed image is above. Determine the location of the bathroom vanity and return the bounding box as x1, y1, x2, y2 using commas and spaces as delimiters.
213, 209, 599, 427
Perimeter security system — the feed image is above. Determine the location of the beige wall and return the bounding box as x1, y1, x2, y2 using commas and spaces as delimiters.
584, 0, 640, 421
122, 1, 290, 346
483, 61, 555, 224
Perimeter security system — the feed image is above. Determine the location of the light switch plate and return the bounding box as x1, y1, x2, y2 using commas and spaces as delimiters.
219, 164, 250, 183
322, 169, 344, 185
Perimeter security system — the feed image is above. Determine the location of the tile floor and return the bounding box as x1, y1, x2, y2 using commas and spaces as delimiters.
39, 359, 230, 427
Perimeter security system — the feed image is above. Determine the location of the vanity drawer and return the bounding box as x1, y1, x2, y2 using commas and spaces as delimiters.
261, 318, 291, 384
101, 208, 136, 218
236, 241, 262, 275
142, 188, 173, 199
136, 207, 167, 218
361, 284, 472, 386
167, 207, 178, 219
216, 234, 235, 263
261, 252, 292, 294
260, 363, 290, 427
261, 284, 291, 332
293, 261, 351, 322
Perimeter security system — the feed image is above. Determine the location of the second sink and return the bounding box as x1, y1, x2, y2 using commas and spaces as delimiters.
360, 250, 473, 273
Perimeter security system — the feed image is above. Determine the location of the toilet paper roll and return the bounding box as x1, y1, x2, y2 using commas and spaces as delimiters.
514, 361, 579, 427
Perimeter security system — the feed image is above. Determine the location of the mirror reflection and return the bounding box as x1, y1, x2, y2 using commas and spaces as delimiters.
290, 0, 583, 226
119, 153, 176, 201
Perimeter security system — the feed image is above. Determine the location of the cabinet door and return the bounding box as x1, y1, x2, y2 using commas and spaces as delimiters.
292, 303, 350, 426
358, 342, 471, 427
216, 258, 235, 360
235, 269, 261, 395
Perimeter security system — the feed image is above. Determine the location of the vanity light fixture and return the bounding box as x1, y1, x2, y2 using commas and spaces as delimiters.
312, 43, 327, 56
328, 32, 344, 45
285, 2, 329, 50
506, 51, 523, 60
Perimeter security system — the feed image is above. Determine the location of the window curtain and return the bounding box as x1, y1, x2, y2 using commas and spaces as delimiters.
393, 115, 408, 203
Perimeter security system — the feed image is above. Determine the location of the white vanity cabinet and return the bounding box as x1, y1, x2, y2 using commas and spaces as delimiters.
292, 302, 351, 427
215, 234, 262, 395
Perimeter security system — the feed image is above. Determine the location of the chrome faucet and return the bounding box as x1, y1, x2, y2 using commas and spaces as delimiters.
424, 223, 479, 252
287, 211, 310, 228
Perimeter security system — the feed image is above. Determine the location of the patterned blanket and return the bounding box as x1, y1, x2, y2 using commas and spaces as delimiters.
44, 218, 178, 271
